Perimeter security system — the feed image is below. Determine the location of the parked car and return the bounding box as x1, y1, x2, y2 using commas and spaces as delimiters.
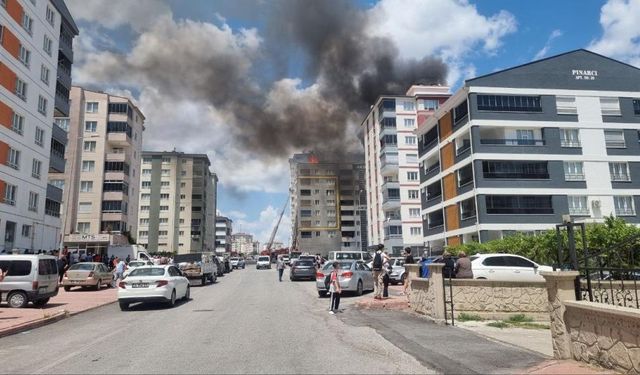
124, 260, 154, 278
117, 265, 190, 310
282, 255, 290, 265
237, 258, 245, 269
0, 254, 58, 308
470, 254, 553, 282
230, 257, 245, 269
289, 259, 316, 281
62, 262, 113, 291
388, 257, 406, 285
256, 256, 271, 269
328, 251, 373, 263
291, 255, 316, 267
315, 260, 374, 297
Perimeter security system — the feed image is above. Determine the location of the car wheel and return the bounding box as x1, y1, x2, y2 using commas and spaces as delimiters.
7, 291, 28, 308
94, 279, 102, 291
183, 286, 190, 300
356, 280, 364, 296
63, 286, 71, 292
33, 297, 50, 307
119, 301, 129, 311
168, 290, 176, 307
318, 290, 327, 298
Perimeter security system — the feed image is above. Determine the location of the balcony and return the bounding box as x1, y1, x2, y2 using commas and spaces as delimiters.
569, 208, 590, 216
46, 183, 63, 203
107, 132, 132, 146
381, 180, 399, 191
611, 173, 631, 182
381, 195, 401, 210
103, 191, 126, 201
380, 154, 398, 176
105, 152, 127, 162
49, 145, 65, 173
102, 212, 128, 222
480, 138, 545, 146
104, 171, 129, 182
380, 143, 398, 156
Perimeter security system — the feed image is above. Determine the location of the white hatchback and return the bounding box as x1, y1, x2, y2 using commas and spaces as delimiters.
470, 253, 553, 282
118, 265, 190, 310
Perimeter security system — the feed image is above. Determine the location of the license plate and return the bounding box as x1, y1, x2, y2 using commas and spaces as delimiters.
132, 283, 148, 288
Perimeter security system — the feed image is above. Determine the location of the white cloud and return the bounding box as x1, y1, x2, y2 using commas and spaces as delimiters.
223, 205, 291, 245
589, 0, 640, 67
67, 0, 173, 32
533, 29, 563, 60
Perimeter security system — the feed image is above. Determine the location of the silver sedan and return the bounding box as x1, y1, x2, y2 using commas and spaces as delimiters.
315, 260, 374, 297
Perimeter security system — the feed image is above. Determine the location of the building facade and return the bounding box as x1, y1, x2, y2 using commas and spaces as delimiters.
50, 87, 145, 253
416, 49, 640, 252
137, 152, 217, 254
360, 85, 450, 255
231, 232, 253, 256
215, 215, 232, 253
289, 153, 368, 257
0, 0, 77, 252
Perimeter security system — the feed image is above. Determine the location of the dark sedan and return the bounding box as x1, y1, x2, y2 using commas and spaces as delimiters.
289, 260, 316, 281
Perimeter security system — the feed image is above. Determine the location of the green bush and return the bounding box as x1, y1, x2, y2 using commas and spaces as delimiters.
458, 313, 484, 322
506, 314, 533, 323
487, 321, 509, 329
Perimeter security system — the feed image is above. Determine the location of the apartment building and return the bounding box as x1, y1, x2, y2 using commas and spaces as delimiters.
215, 215, 232, 253
136, 152, 217, 254
416, 49, 640, 252
289, 153, 368, 257
0, 0, 77, 252
252, 240, 260, 255
50, 87, 145, 251
360, 85, 450, 255
231, 232, 253, 256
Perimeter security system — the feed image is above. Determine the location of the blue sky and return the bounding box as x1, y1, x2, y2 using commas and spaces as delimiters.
65, 0, 640, 245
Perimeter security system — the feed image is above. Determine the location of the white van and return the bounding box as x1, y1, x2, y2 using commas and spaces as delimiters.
0, 254, 59, 308
328, 251, 373, 262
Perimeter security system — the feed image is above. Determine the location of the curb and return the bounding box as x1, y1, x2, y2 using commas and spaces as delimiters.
0, 299, 116, 339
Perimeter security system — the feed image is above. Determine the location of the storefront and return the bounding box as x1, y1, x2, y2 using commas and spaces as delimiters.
63, 233, 129, 257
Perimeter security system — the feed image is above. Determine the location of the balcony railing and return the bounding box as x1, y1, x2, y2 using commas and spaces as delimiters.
484, 172, 549, 179
565, 173, 585, 181
569, 208, 590, 216
611, 174, 631, 182
486, 207, 554, 214
561, 140, 581, 148
480, 138, 545, 146
616, 209, 636, 216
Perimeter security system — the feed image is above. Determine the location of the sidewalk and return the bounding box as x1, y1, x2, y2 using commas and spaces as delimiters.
354, 284, 410, 310
0, 287, 116, 337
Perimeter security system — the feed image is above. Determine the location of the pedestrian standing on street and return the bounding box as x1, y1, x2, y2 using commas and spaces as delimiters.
108, 255, 115, 270
455, 251, 473, 279
329, 261, 342, 314
112, 257, 127, 287
441, 251, 456, 279
402, 247, 415, 295
277, 255, 286, 282
382, 251, 391, 298
57, 256, 68, 284
372, 244, 385, 300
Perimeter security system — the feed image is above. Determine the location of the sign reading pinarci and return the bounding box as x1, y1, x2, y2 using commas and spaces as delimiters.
572, 69, 598, 80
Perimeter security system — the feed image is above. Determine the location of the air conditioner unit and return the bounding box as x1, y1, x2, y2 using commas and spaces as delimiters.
591, 200, 601, 208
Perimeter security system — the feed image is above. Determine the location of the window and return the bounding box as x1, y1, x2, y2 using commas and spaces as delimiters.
162, 157, 171, 163
326, 190, 335, 196
40, 65, 50, 85
180, 206, 185, 212
19, 45, 30, 67
11, 113, 24, 135
485, 195, 553, 214
8, 148, 20, 169
102, 201, 124, 212
160, 193, 170, 200
140, 193, 151, 200
50, 179, 64, 189
482, 161, 549, 179
31, 159, 41, 179
142, 157, 152, 163
410, 227, 421, 236
43, 35, 52, 56
563, 162, 584, 181
407, 172, 418, 181
108, 102, 130, 114
22, 13, 33, 34
4, 184, 16, 205
140, 205, 150, 211
159, 206, 169, 211
568, 196, 589, 216
181, 170, 187, 176
427, 210, 444, 229
408, 190, 419, 199
38, 96, 47, 116
159, 218, 168, 224
477, 95, 542, 112
28, 191, 38, 212
454, 101, 468, 122
81, 160, 95, 172
142, 169, 152, 175
458, 163, 474, 186
180, 194, 186, 199
83, 141, 96, 152
405, 136, 417, 145
600, 97, 621, 116
21, 224, 31, 237
80, 181, 93, 192
560, 129, 580, 147
614, 196, 635, 216
78, 202, 92, 213
556, 96, 577, 115
604, 130, 625, 148
139, 218, 149, 225
158, 231, 168, 237
409, 208, 420, 218
161, 181, 170, 188
402, 101, 415, 111
46, 6, 55, 26
460, 198, 476, 219
424, 99, 439, 111
84, 121, 97, 132
138, 231, 149, 238
86, 102, 99, 113
403, 118, 415, 128
161, 169, 170, 176
609, 162, 630, 182
405, 154, 418, 164
77, 222, 91, 233
633, 99, 640, 115
140, 181, 151, 188
15, 78, 27, 100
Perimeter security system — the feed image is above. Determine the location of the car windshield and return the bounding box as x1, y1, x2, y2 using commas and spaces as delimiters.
296, 261, 314, 267
128, 267, 166, 277
231, 258, 238, 261
258, 257, 270, 261
394, 259, 404, 267
335, 253, 360, 260
69, 263, 95, 271
128, 262, 145, 267
323, 262, 352, 270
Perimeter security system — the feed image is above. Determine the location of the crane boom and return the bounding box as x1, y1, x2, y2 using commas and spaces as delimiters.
266, 195, 289, 252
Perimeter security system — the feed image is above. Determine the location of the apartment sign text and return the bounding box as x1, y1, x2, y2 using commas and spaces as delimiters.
572, 69, 598, 80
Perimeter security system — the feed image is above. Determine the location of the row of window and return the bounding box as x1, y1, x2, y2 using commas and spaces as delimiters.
476, 95, 640, 117
3, 146, 44, 179
2, 183, 41, 212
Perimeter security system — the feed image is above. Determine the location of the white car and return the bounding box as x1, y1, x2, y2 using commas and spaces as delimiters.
117, 265, 190, 310
470, 253, 553, 282
123, 260, 154, 278
256, 256, 271, 269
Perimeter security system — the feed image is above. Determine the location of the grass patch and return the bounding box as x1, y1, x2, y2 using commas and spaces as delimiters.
505, 314, 533, 323
487, 321, 510, 328
458, 313, 484, 322
517, 322, 550, 330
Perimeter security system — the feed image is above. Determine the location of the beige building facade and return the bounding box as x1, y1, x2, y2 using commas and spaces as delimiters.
231, 232, 253, 255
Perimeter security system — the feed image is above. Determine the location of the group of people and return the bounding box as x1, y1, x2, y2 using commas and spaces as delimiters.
370, 245, 414, 301
419, 251, 473, 279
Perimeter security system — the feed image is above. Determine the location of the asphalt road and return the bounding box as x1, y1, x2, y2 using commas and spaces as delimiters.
0, 267, 433, 374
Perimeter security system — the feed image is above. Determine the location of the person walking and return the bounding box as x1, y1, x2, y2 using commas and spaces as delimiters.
112, 257, 127, 287
372, 244, 385, 300
382, 251, 391, 298
402, 247, 415, 295
277, 255, 286, 282
455, 251, 473, 279
57, 255, 68, 284
328, 261, 342, 314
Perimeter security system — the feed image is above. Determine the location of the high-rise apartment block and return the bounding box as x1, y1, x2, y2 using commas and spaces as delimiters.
289, 153, 368, 257
137, 152, 217, 254
51, 86, 145, 252
231, 233, 253, 255
360, 85, 450, 255
0, 0, 77, 252
415, 50, 640, 252
215, 216, 232, 253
